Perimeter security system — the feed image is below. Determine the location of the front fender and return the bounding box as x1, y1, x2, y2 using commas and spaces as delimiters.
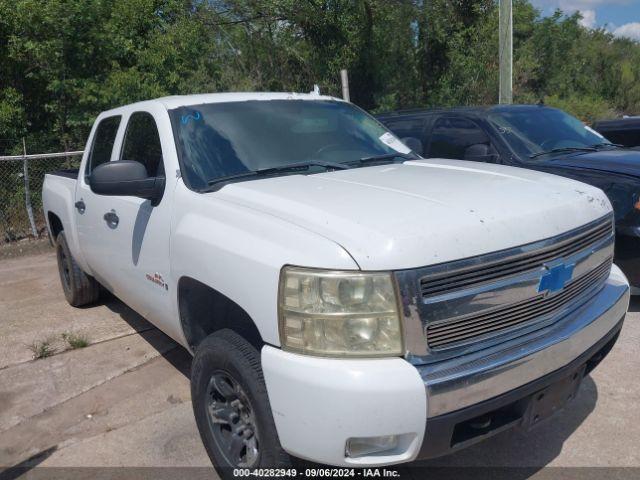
169, 182, 359, 346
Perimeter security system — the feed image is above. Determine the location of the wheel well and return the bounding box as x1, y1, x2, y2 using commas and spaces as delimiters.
178, 277, 264, 352
47, 212, 63, 240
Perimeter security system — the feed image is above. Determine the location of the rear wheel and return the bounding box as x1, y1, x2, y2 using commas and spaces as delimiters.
55, 231, 100, 307
191, 330, 292, 478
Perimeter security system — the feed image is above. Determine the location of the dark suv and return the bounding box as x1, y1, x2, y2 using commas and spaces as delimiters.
593, 116, 640, 148
377, 105, 640, 292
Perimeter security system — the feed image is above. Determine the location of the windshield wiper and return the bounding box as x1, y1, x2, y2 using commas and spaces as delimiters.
205, 160, 350, 189
591, 142, 625, 149
529, 146, 597, 158
347, 152, 416, 166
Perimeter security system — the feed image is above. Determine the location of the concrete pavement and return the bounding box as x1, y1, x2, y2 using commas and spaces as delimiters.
1, 251, 639, 478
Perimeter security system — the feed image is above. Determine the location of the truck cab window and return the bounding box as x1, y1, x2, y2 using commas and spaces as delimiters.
384, 118, 426, 139
86, 115, 121, 177
428, 117, 491, 160
121, 112, 164, 176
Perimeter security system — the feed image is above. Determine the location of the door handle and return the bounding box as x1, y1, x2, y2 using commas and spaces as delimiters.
103, 210, 119, 229
74, 200, 86, 214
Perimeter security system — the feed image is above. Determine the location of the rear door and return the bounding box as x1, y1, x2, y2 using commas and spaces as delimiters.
425, 116, 498, 162
382, 116, 427, 154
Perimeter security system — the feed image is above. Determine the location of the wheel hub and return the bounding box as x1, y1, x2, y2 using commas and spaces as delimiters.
57, 246, 71, 288
206, 372, 259, 468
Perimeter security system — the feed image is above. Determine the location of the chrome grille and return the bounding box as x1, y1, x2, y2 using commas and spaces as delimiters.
394, 213, 615, 360
426, 258, 612, 349
420, 217, 612, 299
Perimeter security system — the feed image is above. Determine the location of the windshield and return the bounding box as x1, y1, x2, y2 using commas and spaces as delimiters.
170, 100, 412, 189
488, 107, 612, 159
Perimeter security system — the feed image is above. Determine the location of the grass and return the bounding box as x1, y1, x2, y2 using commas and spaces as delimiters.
27, 332, 90, 360
62, 332, 89, 349
28, 338, 57, 359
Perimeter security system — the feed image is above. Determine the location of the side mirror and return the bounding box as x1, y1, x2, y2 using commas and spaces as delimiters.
401, 137, 423, 156
89, 160, 165, 205
464, 144, 497, 162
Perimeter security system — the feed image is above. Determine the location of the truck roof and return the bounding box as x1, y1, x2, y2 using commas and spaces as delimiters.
593, 116, 640, 131
100, 92, 342, 116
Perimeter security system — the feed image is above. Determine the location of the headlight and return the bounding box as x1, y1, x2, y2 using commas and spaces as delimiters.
278, 267, 403, 357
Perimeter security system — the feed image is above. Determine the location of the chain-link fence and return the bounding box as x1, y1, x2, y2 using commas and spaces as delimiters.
0, 153, 82, 243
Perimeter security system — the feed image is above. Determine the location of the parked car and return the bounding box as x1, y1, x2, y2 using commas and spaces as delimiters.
593, 116, 640, 148
377, 105, 640, 293
43, 94, 629, 475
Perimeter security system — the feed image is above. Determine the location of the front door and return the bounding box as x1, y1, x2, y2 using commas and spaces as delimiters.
76, 109, 173, 328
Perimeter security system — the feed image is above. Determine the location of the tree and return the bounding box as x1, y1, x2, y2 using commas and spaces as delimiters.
1, 0, 640, 156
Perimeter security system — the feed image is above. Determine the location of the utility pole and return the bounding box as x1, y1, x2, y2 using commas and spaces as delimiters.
340, 69, 350, 102
499, 0, 513, 104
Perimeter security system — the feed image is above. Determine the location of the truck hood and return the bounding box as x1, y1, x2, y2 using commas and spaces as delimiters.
548, 148, 640, 178
212, 159, 611, 270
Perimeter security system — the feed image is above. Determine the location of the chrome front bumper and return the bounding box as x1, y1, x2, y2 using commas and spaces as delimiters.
418, 264, 630, 417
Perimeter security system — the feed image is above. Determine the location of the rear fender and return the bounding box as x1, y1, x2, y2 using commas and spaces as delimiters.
43, 174, 91, 272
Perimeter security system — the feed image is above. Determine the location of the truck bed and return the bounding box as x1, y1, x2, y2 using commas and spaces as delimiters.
42, 171, 84, 269
50, 168, 79, 179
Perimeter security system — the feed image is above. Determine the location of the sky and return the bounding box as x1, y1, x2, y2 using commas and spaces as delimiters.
530, 0, 640, 40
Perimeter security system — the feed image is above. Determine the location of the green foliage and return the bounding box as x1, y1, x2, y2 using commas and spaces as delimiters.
0, 89, 26, 146
544, 94, 616, 123
1, 0, 640, 156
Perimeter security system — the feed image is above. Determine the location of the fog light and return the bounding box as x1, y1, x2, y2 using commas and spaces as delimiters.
345, 435, 399, 458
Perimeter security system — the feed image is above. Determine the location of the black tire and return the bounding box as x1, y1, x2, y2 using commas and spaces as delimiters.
191, 329, 292, 478
55, 231, 100, 307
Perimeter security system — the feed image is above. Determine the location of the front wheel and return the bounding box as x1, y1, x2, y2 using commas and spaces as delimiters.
191, 330, 292, 478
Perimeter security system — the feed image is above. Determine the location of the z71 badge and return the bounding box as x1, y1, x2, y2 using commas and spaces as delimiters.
146, 273, 168, 291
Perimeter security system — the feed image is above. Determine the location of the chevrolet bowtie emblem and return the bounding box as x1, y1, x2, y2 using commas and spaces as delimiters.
539, 262, 575, 294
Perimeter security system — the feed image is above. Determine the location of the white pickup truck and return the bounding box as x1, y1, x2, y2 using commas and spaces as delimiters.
43, 93, 629, 474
